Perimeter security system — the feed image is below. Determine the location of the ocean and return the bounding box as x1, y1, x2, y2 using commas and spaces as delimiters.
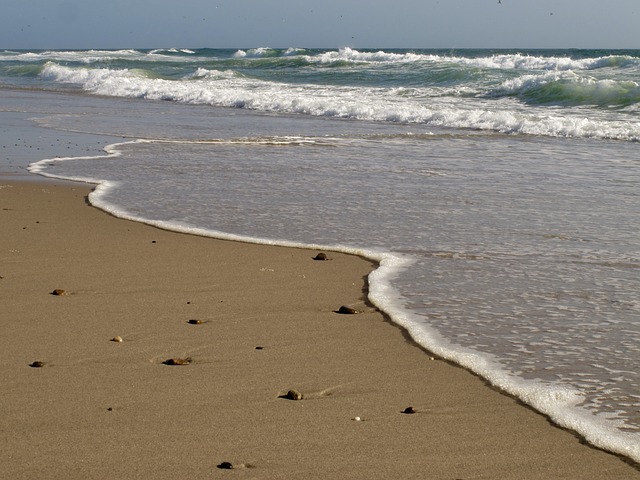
1, 47, 639, 462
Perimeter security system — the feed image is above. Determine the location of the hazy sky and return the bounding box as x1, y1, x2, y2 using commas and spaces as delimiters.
1, 0, 638, 50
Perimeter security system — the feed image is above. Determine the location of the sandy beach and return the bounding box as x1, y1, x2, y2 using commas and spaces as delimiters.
1, 178, 638, 479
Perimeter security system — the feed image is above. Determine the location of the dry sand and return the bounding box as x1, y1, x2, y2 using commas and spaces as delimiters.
1, 179, 638, 479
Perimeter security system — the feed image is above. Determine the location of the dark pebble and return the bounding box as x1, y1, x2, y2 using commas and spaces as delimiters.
336, 305, 360, 315
217, 462, 234, 470
163, 358, 192, 366
402, 406, 416, 414
29, 361, 45, 368
283, 389, 303, 401
187, 319, 204, 325
51, 289, 66, 296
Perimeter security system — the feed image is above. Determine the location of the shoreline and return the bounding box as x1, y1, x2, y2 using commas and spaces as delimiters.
1, 177, 638, 479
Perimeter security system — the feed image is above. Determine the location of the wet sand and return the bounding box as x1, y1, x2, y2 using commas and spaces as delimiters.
1, 179, 638, 479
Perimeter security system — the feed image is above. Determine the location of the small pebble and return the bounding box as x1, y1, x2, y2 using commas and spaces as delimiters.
284, 389, 303, 400
187, 319, 203, 325
353, 416, 362, 421
163, 357, 192, 366
29, 361, 45, 368
51, 289, 66, 296
110, 336, 123, 343
336, 305, 361, 315
255, 346, 264, 350
402, 406, 416, 414
313, 252, 330, 261
217, 462, 234, 470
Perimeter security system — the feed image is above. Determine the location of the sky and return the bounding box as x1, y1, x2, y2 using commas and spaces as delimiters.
1, 0, 638, 50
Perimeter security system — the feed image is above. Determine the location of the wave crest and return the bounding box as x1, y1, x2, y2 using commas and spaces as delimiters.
34, 59, 640, 142
496, 71, 640, 107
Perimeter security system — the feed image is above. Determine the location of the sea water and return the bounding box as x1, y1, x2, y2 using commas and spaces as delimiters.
1, 48, 639, 462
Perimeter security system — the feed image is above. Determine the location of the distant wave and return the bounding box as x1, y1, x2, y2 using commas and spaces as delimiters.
289, 48, 640, 71
148, 48, 196, 55
0, 49, 200, 64
233, 47, 281, 58
311, 47, 425, 64
233, 47, 307, 57
452, 53, 640, 71
0, 49, 143, 64
188, 68, 239, 80
4, 47, 639, 73
40, 61, 152, 85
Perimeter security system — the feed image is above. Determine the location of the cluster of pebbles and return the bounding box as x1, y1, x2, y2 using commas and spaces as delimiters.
29, 252, 421, 476
29, 288, 70, 366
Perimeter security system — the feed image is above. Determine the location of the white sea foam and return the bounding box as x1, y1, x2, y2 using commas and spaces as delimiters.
312, 47, 425, 64
2, 49, 143, 64
283, 47, 306, 56
454, 53, 639, 71
370, 265, 640, 463
188, 68, 238, 80
148, 48, 196, 55
37, 62, 640, 142
233, 47, 277, 58
300, 48, 640, 71
5, 47, 639, 74
0, 49, 203, 65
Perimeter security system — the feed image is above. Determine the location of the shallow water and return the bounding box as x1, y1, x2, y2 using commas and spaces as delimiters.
28, 100, 640, 460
